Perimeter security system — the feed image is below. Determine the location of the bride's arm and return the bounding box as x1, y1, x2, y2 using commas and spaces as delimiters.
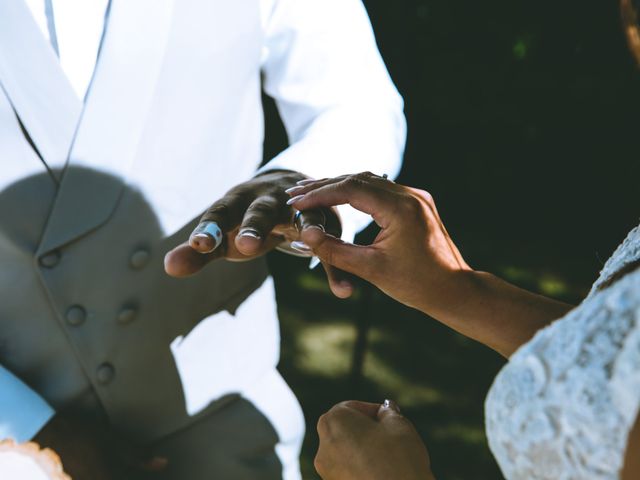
287, 172, 573, 358
622, 415, 640, 479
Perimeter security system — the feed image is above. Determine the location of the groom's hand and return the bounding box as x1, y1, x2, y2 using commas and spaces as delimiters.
164, 170, 352, 297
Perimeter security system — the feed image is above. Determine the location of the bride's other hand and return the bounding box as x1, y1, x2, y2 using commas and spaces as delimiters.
288, 172, 573, 357
288, 172, 470, 314
314, 400, 434, 480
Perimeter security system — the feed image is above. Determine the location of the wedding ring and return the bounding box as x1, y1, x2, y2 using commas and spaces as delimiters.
293, 209, 327, 232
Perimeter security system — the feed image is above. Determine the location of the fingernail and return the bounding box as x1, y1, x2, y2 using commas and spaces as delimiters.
285, 185, 305, 195
309, 257, 321, 269
296, 178, 317, 186
190, 221, 223, 253
303, 224, 325, 232
286, 195, 305, 206
382, 399, 401, 413
290, 241, 312, 253
238, 228, 261, 240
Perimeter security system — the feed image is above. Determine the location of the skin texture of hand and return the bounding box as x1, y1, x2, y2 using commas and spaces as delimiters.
33, 413, 167, 480
164, 170, 353, 298
288, 172, 573, 357
314, 400, 435, 480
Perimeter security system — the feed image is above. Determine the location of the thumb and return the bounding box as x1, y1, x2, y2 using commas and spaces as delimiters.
300, 227, 375, 280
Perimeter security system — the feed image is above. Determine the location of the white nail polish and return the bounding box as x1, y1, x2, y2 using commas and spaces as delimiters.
309, 257, 321, 270
238, 228, 261, 240
285, 185, 305, 194
286, 195, 305, 206
296, 178, 316, 186
290, 241, 311, 253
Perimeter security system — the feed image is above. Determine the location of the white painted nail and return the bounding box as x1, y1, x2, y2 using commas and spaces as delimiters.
286, 195, 305, 206
290, 241, 312, 253
285, 185, 305, 195
238, 228, 261, 240
296, 178, 317, 186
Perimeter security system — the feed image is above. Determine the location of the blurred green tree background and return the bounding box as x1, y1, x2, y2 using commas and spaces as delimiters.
263, 1, 640, 478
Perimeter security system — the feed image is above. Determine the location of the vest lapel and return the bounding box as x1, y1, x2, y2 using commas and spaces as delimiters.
0, 1, 82, 179
38, 0, 175, 255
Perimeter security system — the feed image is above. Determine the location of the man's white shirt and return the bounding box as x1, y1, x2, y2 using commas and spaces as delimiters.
0, 0, 405, 443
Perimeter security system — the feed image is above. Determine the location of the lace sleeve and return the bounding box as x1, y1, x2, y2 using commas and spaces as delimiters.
485, 266, 640, 480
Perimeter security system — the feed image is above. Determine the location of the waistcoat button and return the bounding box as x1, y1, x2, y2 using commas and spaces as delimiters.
39, 251, 61, 269
117, 306, 138, 325
65, 305, 87, 326
130, 249, 151, 270
96, 363, 115, 385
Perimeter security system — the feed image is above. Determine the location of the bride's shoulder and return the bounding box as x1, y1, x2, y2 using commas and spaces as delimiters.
590, 223, 640, 295
485, 245, 640, 479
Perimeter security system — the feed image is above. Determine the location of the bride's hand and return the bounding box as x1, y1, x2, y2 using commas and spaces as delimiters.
314, 400, 434, 480
287, 172, 470, 314
288, 171, 573, 357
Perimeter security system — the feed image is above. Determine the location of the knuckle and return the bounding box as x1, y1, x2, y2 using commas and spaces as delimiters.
335, 400, 354, 410
248, 198, 278, 215
203, 203, 229, 220
313, 453, 326, 476
416, 188, 434, 205
342, 175, 364, 190
317, 412, 331, 435
398, 194, 423, 217
224, 192, 246, 205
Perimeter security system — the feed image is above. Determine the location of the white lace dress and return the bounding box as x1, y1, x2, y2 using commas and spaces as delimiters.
485, 224, 640, 480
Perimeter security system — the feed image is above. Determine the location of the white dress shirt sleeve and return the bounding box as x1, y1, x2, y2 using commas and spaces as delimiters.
0, 366, 54, 442
258, 0, 407, 242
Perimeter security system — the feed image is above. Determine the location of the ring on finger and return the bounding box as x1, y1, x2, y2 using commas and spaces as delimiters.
293, 209, 327, 233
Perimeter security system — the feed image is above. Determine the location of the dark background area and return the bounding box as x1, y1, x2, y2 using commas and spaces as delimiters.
263, 1, 640, 478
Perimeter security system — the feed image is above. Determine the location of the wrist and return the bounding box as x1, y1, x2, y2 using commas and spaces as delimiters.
413, 267, 482, 320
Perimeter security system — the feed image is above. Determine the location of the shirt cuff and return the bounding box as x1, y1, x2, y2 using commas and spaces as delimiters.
0, 366, 54, 442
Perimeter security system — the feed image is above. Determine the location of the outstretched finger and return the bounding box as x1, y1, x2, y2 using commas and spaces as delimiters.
236, 196, 287, 256
190, 193, 249, 254
164, 241, 226, 278
285, 175, 350, 197
290, 178, 399, 229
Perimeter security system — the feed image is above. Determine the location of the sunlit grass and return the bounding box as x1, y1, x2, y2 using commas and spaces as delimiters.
295, 322, 356, 377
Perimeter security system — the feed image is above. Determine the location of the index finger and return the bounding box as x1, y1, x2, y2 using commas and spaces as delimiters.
290, 176, 399, 229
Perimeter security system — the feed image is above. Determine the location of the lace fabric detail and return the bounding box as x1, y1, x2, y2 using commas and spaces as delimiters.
589, 224, 640, 296
485, 225, 640, 480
